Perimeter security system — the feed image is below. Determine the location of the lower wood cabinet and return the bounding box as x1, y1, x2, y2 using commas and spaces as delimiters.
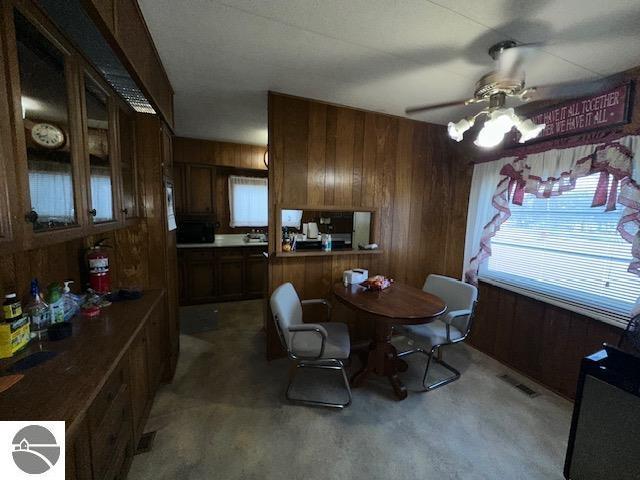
178, 246, 266, 305
146, 305, 167, 393
216, 248, 245, 301
65, 294, 169, 480
128, 330, 150, 441
245, 251, 267, 297
185, 258, 217, 304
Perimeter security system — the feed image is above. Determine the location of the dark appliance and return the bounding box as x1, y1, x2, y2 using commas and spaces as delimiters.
177, 217, 216, 244
564, 344, 640, 479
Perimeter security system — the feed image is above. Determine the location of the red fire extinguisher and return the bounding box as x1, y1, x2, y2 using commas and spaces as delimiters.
87, 240, 111, 294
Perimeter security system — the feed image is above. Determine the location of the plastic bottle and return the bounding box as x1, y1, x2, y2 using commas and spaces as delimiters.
62, 280, 80, 321
46, 283, 65, 324
26, 279, 49, 340
2, 293, 22, 321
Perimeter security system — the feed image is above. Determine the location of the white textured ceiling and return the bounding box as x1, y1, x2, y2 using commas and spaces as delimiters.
138, 0, 640, 145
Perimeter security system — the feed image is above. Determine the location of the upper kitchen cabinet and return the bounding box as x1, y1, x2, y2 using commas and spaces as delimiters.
186, 165, 215, 214
0, 21, 19, 248
7, 7, 86, 239
172, 162, 186, 214
118, 106, 139, 220
0, 2, 145, 250
161, 121, 173, 177
82, 70, 119, 228
82, 0, 174, 127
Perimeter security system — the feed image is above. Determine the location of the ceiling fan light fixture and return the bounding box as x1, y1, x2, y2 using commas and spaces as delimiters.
516, 118, 546, 143
473, 108, 517, 148
447, 117, 474, 142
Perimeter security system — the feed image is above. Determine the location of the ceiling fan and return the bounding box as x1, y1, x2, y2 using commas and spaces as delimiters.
405, 40, 615, 148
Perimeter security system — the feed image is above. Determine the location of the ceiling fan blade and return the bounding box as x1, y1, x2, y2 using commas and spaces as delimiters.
496, 43, 541, 79
523, 76, 620, 102
405, 98, 476, 115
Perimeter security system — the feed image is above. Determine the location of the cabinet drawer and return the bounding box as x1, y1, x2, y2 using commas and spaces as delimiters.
183, 249, 215, 261
245, 247, 267, 257
91, 384, 132, 480
90, 361, 127, 432
216, 247, 244, 260
102, 423, 135, 480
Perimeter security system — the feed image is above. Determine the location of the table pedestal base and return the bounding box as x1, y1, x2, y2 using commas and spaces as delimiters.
352, 322, 408, 400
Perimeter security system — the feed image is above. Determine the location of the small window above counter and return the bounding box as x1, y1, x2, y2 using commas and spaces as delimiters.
274, 205, 382, 258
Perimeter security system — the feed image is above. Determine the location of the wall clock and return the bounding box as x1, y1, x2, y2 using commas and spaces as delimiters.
31, 122, 65, 149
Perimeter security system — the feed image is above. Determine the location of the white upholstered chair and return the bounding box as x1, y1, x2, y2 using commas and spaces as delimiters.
270, 282, 352, 408
395, 274, 478, 392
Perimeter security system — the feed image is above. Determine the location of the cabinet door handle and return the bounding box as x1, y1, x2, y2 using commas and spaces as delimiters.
121, 208, 129, 215
25, 210, 38, 224
89, 209, 97, 217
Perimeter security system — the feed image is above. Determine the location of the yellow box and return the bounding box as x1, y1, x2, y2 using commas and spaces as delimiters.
0, 316, 31, 359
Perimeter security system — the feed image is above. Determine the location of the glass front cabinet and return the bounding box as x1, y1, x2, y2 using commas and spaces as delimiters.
82, 71, 118, 227
0, 3, 140, 248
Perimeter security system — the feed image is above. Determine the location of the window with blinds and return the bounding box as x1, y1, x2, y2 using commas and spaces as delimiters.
479, 173, 640, 322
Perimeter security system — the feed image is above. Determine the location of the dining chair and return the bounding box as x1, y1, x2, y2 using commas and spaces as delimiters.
270, 282, 352, 408
394, 274, 478, 392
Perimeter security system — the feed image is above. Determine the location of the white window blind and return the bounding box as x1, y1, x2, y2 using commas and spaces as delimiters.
228, 175, 268, 227
91, 174, 114, 222
479, 173, 640, 322
28, 170, 75, 222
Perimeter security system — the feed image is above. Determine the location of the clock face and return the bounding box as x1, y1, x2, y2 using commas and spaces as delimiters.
31, 123, 65, 149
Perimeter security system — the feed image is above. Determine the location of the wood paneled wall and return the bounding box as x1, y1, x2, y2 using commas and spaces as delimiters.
0, 222, 150, 300
173, 137, 267, 170
470, 282, 622, 399
0, 114, 170, 314
173, 136, 268, 234
266, 92, 472, 358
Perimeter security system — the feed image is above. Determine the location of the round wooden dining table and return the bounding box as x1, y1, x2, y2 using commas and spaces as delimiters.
333, 282, 446, 400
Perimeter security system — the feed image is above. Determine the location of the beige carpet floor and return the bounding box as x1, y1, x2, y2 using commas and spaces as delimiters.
129, 299, 573, 480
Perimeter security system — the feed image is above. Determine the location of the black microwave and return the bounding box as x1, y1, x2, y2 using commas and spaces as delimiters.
176, 218, 216, 244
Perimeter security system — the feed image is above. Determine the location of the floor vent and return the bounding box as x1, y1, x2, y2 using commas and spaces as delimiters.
135, 431, 157, 455
498, 374, 540, 398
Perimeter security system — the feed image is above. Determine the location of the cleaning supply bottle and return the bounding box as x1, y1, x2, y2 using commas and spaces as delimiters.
26, 279, 49, 340
62, 280, 80, 321
46, 282, 65, 324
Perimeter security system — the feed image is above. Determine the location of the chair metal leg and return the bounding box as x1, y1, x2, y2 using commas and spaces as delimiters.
285, 359, 352, 409
397, 344, 461, 392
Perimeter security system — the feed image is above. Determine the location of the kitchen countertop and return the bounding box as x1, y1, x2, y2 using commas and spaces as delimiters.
177, 234, 267, 249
